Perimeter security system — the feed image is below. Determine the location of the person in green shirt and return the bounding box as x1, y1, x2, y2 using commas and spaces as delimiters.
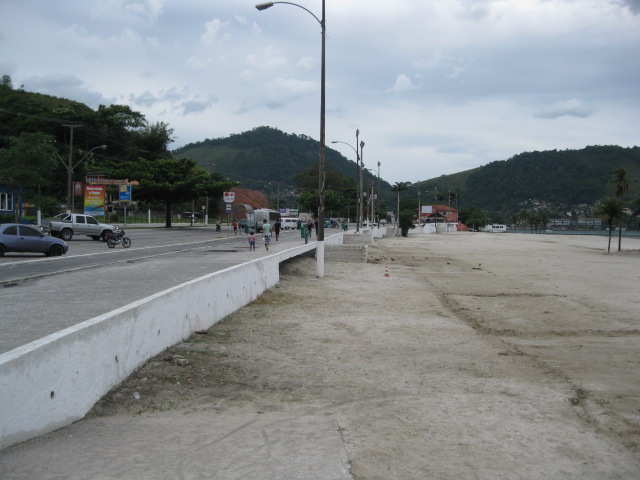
262, 219, 272, 250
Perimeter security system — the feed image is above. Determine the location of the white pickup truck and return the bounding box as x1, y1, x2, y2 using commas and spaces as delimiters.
43, 213, 116, 241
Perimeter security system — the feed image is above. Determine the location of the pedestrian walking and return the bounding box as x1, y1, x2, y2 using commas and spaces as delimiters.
232, 220, 238, 236
274, 218, 281, 241
248, 230, 256, 251
262, 219, 272, 250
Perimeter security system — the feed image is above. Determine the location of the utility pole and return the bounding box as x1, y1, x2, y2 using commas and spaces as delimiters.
63, 124, 81, 213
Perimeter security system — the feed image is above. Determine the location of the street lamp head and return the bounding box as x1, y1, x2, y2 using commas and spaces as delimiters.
360, 141, 365, 148
99, 145, 107, 149
255, 2, 274, 11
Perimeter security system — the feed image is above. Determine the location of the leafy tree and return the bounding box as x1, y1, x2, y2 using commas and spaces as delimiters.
528, 212, 549, 233
459, 207, 488, 230
297, 191, 317, 215
1, 74, 12, 89
399, 209, 415, 237
0, 132, 57, 221
297, 190, 344, 219
490, 213, 505, 224
595, 198, 624, 253
611, 167, 631, 251
97, 104, 146, 131
133, 121, 175, 160
108, 157, 231, 227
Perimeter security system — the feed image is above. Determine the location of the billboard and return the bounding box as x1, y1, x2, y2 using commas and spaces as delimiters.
119, 185, 132, 204
421, 205, 433, 214
84, 185, 105, 216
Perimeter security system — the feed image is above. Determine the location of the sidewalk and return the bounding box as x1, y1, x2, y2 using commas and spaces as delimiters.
0, 408, 351, 479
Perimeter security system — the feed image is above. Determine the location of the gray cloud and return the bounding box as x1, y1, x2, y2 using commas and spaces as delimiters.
180, 99, 215, 115
535, 99, 596, 119
618, 0, 640, 14
23, 75, 109, 109
1, 0, 638, 183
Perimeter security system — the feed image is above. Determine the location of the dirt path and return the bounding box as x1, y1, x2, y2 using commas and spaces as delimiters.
5, 233, 640, 479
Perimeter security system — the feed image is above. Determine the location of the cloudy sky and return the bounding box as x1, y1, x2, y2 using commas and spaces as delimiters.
1, 0, 639, 184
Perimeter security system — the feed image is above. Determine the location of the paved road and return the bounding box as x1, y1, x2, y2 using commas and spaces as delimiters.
0, 225, 315, 354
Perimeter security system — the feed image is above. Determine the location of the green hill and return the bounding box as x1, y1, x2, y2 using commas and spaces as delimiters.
415, 146, 640, 216
173, 125, 387, 195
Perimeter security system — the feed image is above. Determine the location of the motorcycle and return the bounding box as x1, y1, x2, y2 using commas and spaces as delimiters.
106, 229, 132, 248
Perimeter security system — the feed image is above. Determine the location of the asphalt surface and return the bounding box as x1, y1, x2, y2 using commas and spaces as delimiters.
0, 224, 314, 354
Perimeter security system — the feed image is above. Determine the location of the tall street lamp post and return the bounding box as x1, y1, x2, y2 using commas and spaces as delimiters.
359, 140, 365, 229
376, 161, 381, 223
364, 167, 376, 225
256, 0, 326, 277
65, 144, 107, 213
202, 163, 215, 225
331, 130, 363, 232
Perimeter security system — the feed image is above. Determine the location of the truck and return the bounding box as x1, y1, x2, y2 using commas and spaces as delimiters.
42, 213, 116, 241
251, 209, 280, 233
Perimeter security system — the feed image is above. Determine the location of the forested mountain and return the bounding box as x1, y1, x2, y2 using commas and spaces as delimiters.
176, 129, 640, 217
415, 146, 640, 216
173, 126, 383, 192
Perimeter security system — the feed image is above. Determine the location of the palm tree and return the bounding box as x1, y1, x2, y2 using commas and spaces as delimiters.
392, 181, 411, 236
611, 168, 630, 251
595, 197, 624, 253
510, 213, 521, 233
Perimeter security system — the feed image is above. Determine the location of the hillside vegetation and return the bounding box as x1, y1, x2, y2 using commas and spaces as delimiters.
173, 126, 384, 193
416, 146, 640, 215
2, 80, 638, 219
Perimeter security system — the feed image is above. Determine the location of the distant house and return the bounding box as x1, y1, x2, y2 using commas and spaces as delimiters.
420, 204, 459, 224
226, 187, 270, 221
577, 217, 603, 229
419, 204, 465, 232
0, 186, 24, 218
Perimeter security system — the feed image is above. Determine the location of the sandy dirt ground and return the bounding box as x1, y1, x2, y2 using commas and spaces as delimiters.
4, 232, 640, 479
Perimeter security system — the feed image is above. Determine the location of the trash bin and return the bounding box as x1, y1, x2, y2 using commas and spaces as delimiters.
300, 224, 307, 239
244, 224, 249, 234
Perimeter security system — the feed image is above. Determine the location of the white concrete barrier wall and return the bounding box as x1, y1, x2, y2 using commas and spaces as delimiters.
0, 234, 343, 450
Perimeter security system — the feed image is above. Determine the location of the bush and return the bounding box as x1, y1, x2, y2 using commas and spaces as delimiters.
399, 209, 415, 237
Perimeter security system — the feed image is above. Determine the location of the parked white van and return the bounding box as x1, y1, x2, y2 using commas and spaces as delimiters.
485, 224, 507, 233
281, 217, 300, 230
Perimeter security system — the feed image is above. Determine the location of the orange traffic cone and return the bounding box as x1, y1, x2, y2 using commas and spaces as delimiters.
384, 266, 390, 277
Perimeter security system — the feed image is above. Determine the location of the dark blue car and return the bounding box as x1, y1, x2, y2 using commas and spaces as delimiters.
0, 223, 69, 256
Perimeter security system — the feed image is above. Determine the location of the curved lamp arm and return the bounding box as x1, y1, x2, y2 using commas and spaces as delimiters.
331, 140, 358, 157
256, 2, 322, 25
72, 145, 107, 171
